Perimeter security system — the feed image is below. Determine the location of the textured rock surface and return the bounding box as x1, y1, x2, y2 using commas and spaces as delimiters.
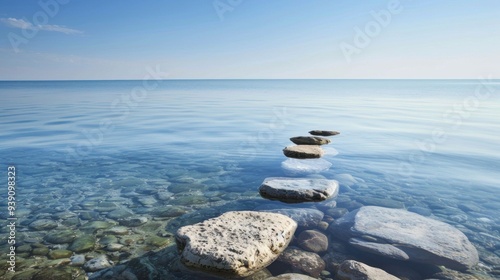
283, 145, 324, 159
336, 260, 399, 280
175, 211, 297, 277
309, 130, 340, 136
290, 136, 331, 145
277, 247, 325, 278
259, 177, 339, 203
329, 206, 479, 271
297, 230, 328, 253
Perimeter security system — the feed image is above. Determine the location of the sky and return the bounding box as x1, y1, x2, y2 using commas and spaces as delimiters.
0, 0, 499, 80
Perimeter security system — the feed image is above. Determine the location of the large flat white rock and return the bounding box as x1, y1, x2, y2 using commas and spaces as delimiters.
176, 211, 297, 277
329, 206, 479, 271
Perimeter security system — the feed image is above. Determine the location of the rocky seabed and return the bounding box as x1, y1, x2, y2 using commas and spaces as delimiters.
0, 130, 498, 279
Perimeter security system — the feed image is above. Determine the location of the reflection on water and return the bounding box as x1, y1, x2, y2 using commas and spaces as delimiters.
0, 80, 499, 279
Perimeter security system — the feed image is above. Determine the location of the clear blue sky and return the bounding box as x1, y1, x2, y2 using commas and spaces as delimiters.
0, 0, 499, 80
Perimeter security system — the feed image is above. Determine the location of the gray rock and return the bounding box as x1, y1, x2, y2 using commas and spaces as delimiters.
104, 226, 129, 235
80, 221, 115, 232
329, 206, 479, 271
259, 177, 339, 203
70, 254, 86, 266
119, 216, 148, 227
297, 230, 328, 253
29, 219, 58, 231
105, 243, 124, 252
290, 136, 331, 145
96, 202, 118, 212
244, 269, 273, 280
325, 208, 349, 219
277, 247, 325, 278
99, 235, 119, 246
309, 130, 340, 136
137, 196, 157, 207
107, 208, 134, 219
152, 206, 188, 218
257, 207, 324, 227
48, 249, 72, 259
430, 267, 483, 280
322, 251, 351, 272
283, 145, 324, 159
175, 211, 297, 277
68, 235, 96, 253
316, 199, 338, 211
44, 229, 77, 244
83, 255, 114, 272
266, 273, 318, 280
79, 211, 100, 220
336, 260, 399, 280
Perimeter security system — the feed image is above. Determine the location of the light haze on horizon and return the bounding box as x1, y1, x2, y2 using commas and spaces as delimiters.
0, 0, 499, 80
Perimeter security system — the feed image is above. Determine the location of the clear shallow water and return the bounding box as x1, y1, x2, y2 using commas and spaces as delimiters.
0, 80, 499, 279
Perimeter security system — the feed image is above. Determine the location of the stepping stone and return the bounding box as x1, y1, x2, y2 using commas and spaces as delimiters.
259, 177, 339, 203
283, 145, 324, 159
309, 130, 340, 136
290, 136, 330, 145
175, 211, 297, 277
329, 206, 479, 271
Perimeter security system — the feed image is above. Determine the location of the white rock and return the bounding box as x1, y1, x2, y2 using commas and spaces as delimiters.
175, 211, 297, 277
329, 206, 479, 271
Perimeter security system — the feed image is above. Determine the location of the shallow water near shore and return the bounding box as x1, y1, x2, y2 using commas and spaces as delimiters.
0, 80, 499, 279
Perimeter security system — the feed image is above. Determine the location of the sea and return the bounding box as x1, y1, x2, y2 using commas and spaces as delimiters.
0, 80, 499, 279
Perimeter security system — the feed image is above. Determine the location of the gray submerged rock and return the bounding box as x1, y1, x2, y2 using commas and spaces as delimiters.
283, 145, 324, 159
266, 273, 318, 280
308, 130, 340, 136
83, 255, 114, 272
175, 211, 297, 277
277, 247, 325, 278
297, 230, 328, 253
281, 158, 332, 176
257, 207, 324, 227
259, 177, 339, 203
336, 260, 400, 280
29, 219, 58, 231
290, 136, 331, 145
329, 206, 479, 271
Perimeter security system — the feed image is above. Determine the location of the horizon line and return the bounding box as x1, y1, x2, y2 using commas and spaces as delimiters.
0, 78, 497, 82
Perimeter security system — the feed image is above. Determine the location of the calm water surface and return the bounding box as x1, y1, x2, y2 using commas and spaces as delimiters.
0, 80, 499, 279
